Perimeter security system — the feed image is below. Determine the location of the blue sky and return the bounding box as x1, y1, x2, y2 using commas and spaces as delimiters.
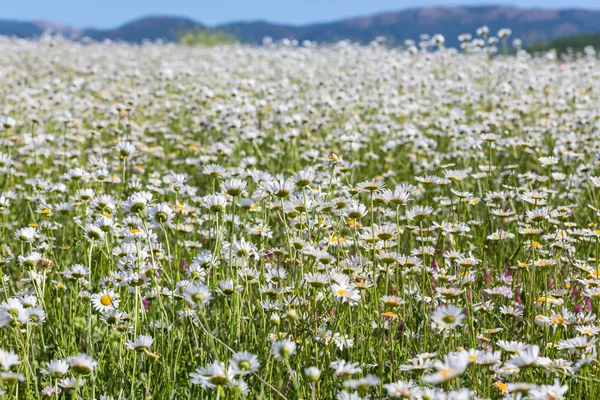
4, 0, 600, 28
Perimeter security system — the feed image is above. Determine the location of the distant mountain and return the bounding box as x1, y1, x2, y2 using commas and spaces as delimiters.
2, 7, 600, 48
0, 19, 82, 38
0, 20, 44, 38
219, 6, 600, 47
83, 16, 203, 42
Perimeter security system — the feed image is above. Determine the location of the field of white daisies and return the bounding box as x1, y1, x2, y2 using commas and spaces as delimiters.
0, 29, 599, 399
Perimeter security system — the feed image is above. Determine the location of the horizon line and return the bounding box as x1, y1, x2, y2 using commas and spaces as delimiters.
6, 3, 600, 31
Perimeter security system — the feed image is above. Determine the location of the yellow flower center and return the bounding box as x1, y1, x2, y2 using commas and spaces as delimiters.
100, 295, 112, 306
495, 382, 508, 392
440, 369, 452, 379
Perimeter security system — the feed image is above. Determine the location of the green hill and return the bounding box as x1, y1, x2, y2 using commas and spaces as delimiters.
528, 33, 600, 53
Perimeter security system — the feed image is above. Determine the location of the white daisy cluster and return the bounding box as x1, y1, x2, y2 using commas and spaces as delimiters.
0, 27, 597, 398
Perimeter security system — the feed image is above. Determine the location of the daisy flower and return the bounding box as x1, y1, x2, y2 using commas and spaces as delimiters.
91, 290, 120, 312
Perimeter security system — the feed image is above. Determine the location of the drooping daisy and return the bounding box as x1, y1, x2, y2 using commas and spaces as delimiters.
15, 227, 37, 242
0, 349, 20, 370
271, 340, 296, 360
58, 377, 85, 390
331, 359, 361, 378
148, 202, 175, 227
266, 179, 295, 198
116, 141, 136, 158
189, 360, 235, 390
222, 178, 247, 197
182, 284, 212, 308
344, 374, 380, 391
357, 178, 385, 192
84, 225, 104, 242
556, 336, 597, 352
406, 205, 433, 222
304, 366, 321, 382
201, 194, 228, 213
1, 371, 25, 383
66, 353, 96, 375
40, 359, 69, 378
125, 335, 154, 352
229, 351, 260, 376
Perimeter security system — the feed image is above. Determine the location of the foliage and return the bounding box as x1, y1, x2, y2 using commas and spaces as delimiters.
179, 29, 237, 46
528, 33, 600, 54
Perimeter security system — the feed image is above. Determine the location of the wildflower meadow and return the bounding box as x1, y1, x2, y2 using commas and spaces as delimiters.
0, 30, 599, 399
